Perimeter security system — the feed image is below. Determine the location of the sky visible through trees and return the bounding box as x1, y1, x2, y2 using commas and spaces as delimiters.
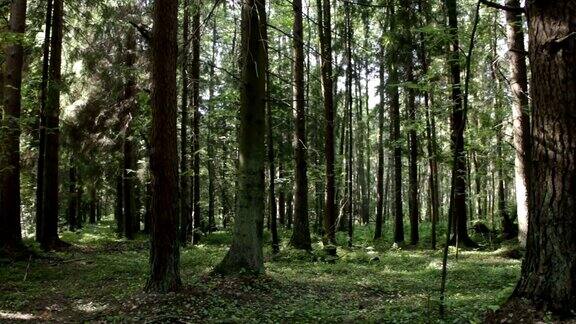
0, 0, 574, 322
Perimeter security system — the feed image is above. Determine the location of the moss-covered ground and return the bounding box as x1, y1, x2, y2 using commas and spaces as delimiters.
0, 220, 521, 323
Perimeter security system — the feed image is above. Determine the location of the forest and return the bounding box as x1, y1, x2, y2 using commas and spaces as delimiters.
0, 0, 574, 322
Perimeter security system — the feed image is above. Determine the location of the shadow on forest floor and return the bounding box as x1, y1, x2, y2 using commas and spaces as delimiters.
0, 220, 521, 323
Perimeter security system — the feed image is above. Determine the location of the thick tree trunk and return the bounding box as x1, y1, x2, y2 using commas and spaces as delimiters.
318, 0, 336, 245
40, 0, 66, 250
214, 0, 267, 275
0, 0, 27, 255
191, 0, 202, 245
180, 0, 191, 244
290, 0, 311, 251
504, 0, 530, 248
512, 1, 576, 315
145, 0, 182, 293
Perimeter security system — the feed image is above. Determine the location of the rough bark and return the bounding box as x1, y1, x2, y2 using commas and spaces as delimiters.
0, 0, 27, 255
290, 0, 312, 251
504, 0, 530, 247
145, 0, 182, 293
214, 0, 267, 275
512, 1, 576, 316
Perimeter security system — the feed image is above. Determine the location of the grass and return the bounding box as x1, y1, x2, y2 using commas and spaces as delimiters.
0, 219, 521, 323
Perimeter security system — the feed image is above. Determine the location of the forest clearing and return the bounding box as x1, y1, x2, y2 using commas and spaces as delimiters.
1, 0, 574, 322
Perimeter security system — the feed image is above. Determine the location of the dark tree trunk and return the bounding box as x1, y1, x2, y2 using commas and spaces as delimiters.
214, 0, 267, 275
374, 38, 385, 241
180, 0, 191, 244
67, 164, 78, 231
504, 0, 530, 247
286, 192, 293, 230
512, 2, 576, 315
0, 0, 27, 255
143, 181, 151, 234
123, 29, 137, 240
89, 187, 97, 224
191, 0, 202, 245
318, 0, 336, 245
290, 0, 311, 251
388, 4, 404, 244
446, 0, 474, 247
145, 0, 182, 293
115, 175, 124, 234
345, 1, 354, 248
40, 0, 67, 250
207, 16, 217, 233
407, 63, 419, 245
36, 0, 53, 242
278, 160, 286, 226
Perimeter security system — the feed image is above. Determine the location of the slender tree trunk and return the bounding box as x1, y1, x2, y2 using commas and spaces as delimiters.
40, 0, 66, 250
406, 62, 419, 245
180, 0, 191, 244
36, 0, 53, 243
67, 164, 78, 231
290, 0, 311, 250
191, 0, 202, 245
215, 0, 267, 275
89, 187, 97, 224
388, 4, 404, 244
145, 0, 182, 293
318, 0, 336, 245
344, 1, 354, 248
115, 175, 124, 234
446, 0, 474, 247
374, 39, 385, 240
0, 0, 27, 255
504, 0, 530, 247
278, 160, 286, 226
512, 2, 575, 315
206, 15, 217, 233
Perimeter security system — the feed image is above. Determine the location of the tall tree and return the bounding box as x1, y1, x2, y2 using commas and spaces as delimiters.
374, 29, 385, 240
0, 0, 27, 256
214, 0, 267, 274
123, 28, 137, 239
290, 0, 312, 250
180, 0, 191, 244
504, 0, 530, 247
388, 1, 404, 244
318, 0, 336, 245
344, 0, 354, 248
446, 0, 475, 247
511, 1, 575, 315
39, 0, 67, 250
191, 0, 202, 244
145, 0, 182, 293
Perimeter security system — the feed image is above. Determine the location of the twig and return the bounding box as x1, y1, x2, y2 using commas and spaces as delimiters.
479, 0, 524, 14
22, 255, 32, 282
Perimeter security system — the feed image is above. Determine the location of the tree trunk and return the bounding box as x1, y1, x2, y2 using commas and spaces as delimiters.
512, 2, 576, 315
115, 174, 124, 234
67, 164, 78, 231
318, 0, 336, 245
446, 0, 474, 247
207, 16, 217, 233
123, 28, 137, 240
406, 63, 419, 245
36, 0, 53, 243
89, 187, 97, 224
290, 0, 311, 251
504, 0, 530, 248
388, 4, 404, 244
180, 0, 191, 244
191, 0, 202, 245
345, 1, 354, 248
0, 0, 27, 255
145, 0, 182, 293
214, 0, 267, 275
374, 39, 385, 240
40, 0, 66, 250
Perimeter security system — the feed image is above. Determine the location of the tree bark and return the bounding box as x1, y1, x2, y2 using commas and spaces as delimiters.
345, 1, 354, 248
290, 0, 312, 251
214, 0, 267, 275
123, 28, 137, 240
191, 0, 202, 245
40, 0, 66, 250
0, 0, 27, 255
318, 0, 336, 245
145, 0, 182, 293
180, 0, 191, 244
504, 0, 530, 247
512, 1, 576, 315
374, 38, 385, 240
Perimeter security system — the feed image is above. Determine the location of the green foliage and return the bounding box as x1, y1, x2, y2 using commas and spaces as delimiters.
0, 222, 520, 323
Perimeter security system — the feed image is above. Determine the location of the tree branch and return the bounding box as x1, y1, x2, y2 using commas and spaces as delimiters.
129, 21, 151, 42
479, 0, 524, 14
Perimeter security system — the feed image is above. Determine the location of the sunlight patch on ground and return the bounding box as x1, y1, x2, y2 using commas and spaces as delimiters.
0, 310, 37, 320
74, 300, 108, 313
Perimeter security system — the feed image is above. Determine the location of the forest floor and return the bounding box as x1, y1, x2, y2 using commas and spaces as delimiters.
0, 220, 522, 323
